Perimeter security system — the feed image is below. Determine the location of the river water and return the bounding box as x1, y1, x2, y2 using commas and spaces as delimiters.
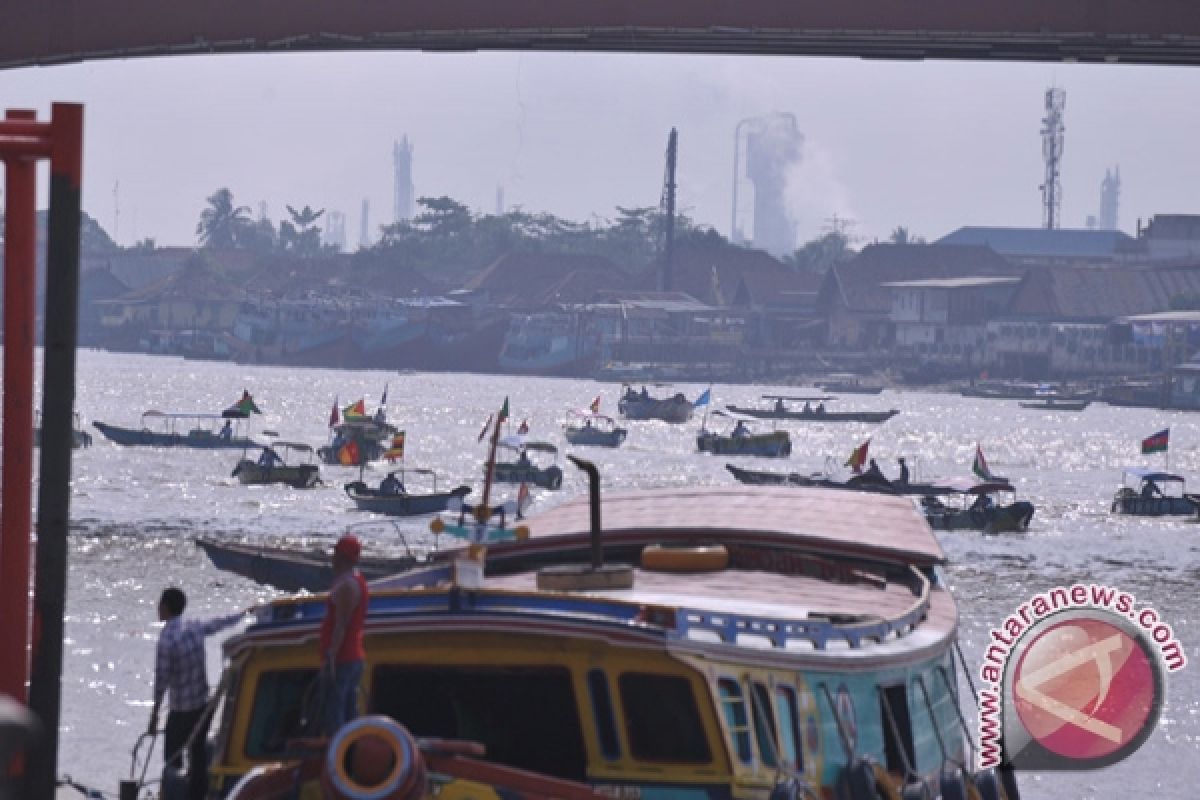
42, 350, 1200, 798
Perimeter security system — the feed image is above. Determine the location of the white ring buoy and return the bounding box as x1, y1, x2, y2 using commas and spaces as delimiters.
640, 544, 729, 572
322, 715, 424, 800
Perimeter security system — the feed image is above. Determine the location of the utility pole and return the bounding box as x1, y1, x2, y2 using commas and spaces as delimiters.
661, 128, 677, 293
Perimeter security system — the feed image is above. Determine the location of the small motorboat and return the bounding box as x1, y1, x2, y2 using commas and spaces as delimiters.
726, 395, 900, 423
93, 409, 255, 449
563, 409, 627, 448
344, 467, 471, 516
617, 385, 694, 423
491, 438, 564, 489
697, 410, 791, 458
920, 480, 1035, 533
318, 416, 401, 466
231, 442, 321, 489
725, 463, 961, 494
1111, 468, 1199, 516
1017, 398, 1091, 411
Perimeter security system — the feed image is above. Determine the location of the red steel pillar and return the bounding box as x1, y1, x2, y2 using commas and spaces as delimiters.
0, 109, 40, 705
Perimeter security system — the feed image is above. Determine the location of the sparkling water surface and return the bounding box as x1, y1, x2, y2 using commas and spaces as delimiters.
48, 350, 1200, 798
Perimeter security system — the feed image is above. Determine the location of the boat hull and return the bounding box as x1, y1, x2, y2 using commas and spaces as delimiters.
923, 500, 1036, 532
93, 420, 252, 449
1111, 493, 1198, 516
617, 395, 694, 423
725, 464, 957, 494
232, 461, 321, 489
345, 483, 471, 515
1018, 400, 1091, 411
491, 463, 563, 489
563, 426, 627, 447
195, 537, 418, 592
725, 406, 899, 423
698, 431, 791, 458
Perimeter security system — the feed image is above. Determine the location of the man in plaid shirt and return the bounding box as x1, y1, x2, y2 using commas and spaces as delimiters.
149, 587, 248, 800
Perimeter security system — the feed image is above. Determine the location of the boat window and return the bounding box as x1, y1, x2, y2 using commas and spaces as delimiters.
750, 682, 779, 768
717, 677, 753, 764
774, 684, 804, 771
618, 673, 711, 763
371, 664, 587, 781
880, 683, 916, 775
243, 668, 320, 759
587, 668, 621, 761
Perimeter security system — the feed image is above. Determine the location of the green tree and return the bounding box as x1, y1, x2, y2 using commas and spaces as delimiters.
784, 231, 855, 274
279, 204, 325, 256
196, 188, 253, 249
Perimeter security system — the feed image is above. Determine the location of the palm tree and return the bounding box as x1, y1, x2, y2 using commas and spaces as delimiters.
196, 188, 252, 249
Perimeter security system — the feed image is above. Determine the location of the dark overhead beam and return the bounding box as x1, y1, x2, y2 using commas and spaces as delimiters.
3, 1, 1200, 70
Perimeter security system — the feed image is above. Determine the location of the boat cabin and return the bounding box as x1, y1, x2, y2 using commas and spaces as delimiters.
211, 486, 1001, 800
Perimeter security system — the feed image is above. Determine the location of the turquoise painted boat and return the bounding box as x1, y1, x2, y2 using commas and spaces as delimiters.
207, 483, 1015, 800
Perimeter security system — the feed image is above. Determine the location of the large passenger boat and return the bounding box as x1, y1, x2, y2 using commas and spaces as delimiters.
209, 483, 1013, 800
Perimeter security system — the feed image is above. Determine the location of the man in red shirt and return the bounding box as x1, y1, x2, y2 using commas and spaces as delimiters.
319, 534, 369, 735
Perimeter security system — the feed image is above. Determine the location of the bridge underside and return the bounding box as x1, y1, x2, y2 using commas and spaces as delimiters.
3, 1, 1200, 70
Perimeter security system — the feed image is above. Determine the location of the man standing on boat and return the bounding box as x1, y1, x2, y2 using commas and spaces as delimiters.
319, 534, 369, 736
149, 587, 249, 800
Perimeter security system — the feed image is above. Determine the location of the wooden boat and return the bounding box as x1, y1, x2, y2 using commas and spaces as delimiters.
815, 373, 885, 394
207, 482, 1015, 800
93, 410, 255, 449
725, 463, 962, 495
563, 410, 627, 448
491, 439, 564, 489
1111, 468, 1200, 516
34, 410, 92, 448
696, 411, 791, 458
194, 536, 423, 592
727, 395, 899, 423
344, 467, 471, 516
1018, 398, 1091, 411
231, 442, 322, 489
920, 480, 1035, 533
617, 385, 694, 423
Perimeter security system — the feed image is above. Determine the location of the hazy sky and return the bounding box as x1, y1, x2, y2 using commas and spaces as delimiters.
3, 50, 1199, 250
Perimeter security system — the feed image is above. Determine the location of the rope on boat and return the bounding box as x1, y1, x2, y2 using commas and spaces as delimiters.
953, 638, 980, 706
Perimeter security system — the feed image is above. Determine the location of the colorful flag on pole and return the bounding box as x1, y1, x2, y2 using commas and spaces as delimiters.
845, 439, 870, 475
227, 390, 262, 416
589, 396, 601, 414
972, 443, 996, 481
694, 388, 712, 408
498, 397, 510, 423
337, 439, 361, 466
1142, 429, 1169, 454
380, 383, 389, 407
343, 398, 367, 420
517, 419, 529, 435
329, 396, 339, 427
384, 432, 406, 462
477, 414, 494, 443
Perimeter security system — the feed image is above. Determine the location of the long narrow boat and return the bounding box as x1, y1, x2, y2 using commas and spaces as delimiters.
727, 395, 900, 423
726, 463, 963, 495
207, 484, 1016, 800
1017, 398, 1090, 411
194, 536, 422, 592
93, 410, 256, 449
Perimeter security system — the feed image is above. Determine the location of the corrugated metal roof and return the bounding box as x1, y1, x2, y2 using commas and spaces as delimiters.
881, 276, 1021, 289
936, 226, 1137, 258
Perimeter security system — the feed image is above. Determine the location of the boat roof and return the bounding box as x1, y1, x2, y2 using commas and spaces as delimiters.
499, 435, 557, 453
524, 485, 945, 567
142, 410, 237, 421
1122, 467, 1185, 482
566, 409, 614, 423
937, 478, 1016, 494
760, 394, 835, 402
261, 441, 312, 452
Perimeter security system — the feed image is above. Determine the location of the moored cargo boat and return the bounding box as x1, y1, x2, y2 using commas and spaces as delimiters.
207, 484, 1013, 800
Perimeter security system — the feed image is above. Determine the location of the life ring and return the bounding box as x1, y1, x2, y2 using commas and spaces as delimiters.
322, 716, 425, 800
838, 758, 900, 800
640, 543, 729, 573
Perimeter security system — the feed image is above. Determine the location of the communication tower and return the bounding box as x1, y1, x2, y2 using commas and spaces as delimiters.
1098, 166, 1120, 231
393, 136, 414, 223
1040, 88, 1066, 230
